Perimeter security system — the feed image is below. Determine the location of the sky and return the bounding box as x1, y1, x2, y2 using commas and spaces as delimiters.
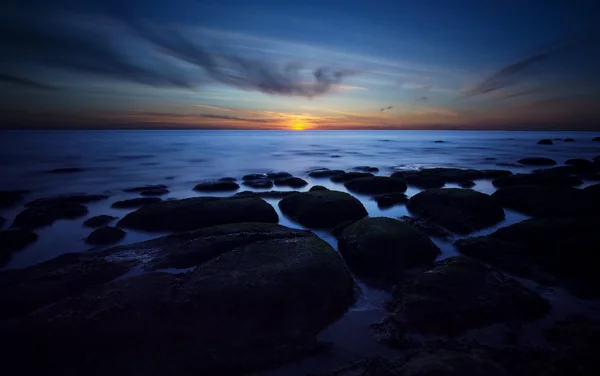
1, 0, 600, 130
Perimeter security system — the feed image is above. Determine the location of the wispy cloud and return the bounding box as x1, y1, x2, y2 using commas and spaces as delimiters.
0, 72, 57, 90
380, 106, 393, 112
417, 96, 428, 102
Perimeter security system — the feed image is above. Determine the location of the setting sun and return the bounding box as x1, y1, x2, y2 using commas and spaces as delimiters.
291, 121, 306, 131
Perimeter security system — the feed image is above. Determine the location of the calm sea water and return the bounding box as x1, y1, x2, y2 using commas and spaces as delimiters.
2, 130, 600, 375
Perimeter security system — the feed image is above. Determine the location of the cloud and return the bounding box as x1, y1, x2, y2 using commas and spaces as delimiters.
420, 85, 434, 90
198, 114, 270, 123
380, 106, 393, 112
498, 88, 546, 100
0, 72, 57, 90
417, 96, 428, 102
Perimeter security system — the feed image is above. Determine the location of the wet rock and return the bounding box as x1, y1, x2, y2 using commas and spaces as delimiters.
517, 157, 557, 166
309, 185, 328, 192
234, 190, 299, 199
491, 185, 593, 217
459, 180, 476, 188
407, 188, 505, 234
0, 229, 38, 254
544, 317, 600, 371
532, 165, 579, 176
330, 155, 342, 158
315, 357, 401, 376
353, 166, 379, 173
564, 138, 575, 142
274, 177, 308, 188
307, 168, 345, 178
0, 216, 3, 228
124, 184, 167, 193
279, 190, 367, 228
492, 173, 582, 187
242, 179, 274, 189
455, 217, 600, 297
584, 183, 600, 196
243, 173, 268, 180
2, 225, 356, 375
374, 192, 408, 208
345, 176, 407, 194
485, 157, 497, 160
337, 217, 439, 284
13, 203, 88, 229
331, 172, 374, 183
83, 215, 117, 228
118, 196, 278, 232
538, 139, 553, 145
26, 194, 108, 207
0, 190, 29, 208
111, 197, 162, 209
579, 172, 600, 181
565, 158, 593, 168
193, 180, 240, 192
399, 216, 451, 238
593, 137, 600, 142
86, 226, 125, 245
391, 170, 445, 189
140, 188, 169, 196
377, 257, 549, 336
46, 167, 84, 174
266, 171, 292, 179
219, 176, 236, 182
391, 168, 511, 189
434, 140, 445, 143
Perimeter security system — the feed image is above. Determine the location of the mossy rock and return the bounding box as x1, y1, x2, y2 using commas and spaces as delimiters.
308, 168, 345, 178
491, 185, 593, 217
330, 172, 374, 183
345, 176, 407, 194
273, 177, 308, 188
407, 188, 505, 234
337, 217, 440, 284
374, 192, 408, 208
193, 180, 240, 192
279, 190, 367, 228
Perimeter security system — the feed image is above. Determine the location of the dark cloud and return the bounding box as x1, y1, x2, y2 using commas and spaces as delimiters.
380, 106, 393, 111
500, 88, 546, 100
0, 72, 57, 90
198, 114, 270, 123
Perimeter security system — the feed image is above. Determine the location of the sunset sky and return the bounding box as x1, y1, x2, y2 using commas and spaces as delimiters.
2, 0, 599, 130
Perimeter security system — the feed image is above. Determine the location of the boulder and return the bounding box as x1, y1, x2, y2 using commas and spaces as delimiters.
0, 190, 29, 208
459, 180, 476, 188
234, 190, 299, 199
391, 170, 445, 189
491, 185, 593, 217
492, 173, 582, 188
565, 159, 593, 168
307, 168, 345, 178
407, 188, 505, 234
537, 139, 553, 145
13, 203, 88, 229
373, 192, 408, 208
391, 168, 511, 189
242, 179, 274, 189
377, 257, 549, 336
86, 226, 126, 245
26, 194, 108, 207
111, 197, 162, 209
46, 167, 84, 173
345, 176, 407, 194
353, 166, 379, 172
517, 157, 557, 166
83, 215, 117, 228
0, 229, 38, 254
243, 173, 267, 180
0, 216, 3, 228
279, 190, 367, 228
118, 196, 278, 232
331, 172, 374, 183
193, 180, 240, 192
399, 216, 451, 238
309, 185, 329, 192
140, 188, 169, 196
434, 140, 445, 143
273, 177, 308, 188
564, 138, 575, 142
593, 137, 600, 142
337, 217, 439, 284
124, 184, 167, 193
266, 171, 292, 179
219, 177, 236, 182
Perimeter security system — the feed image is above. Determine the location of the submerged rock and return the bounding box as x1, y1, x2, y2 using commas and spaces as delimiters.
242, 179, 274, 189
407, 188, 505, 234
434, 140, 445, 143
517, 157, 557, 166
140, 188, 169, 196
337, 217, 439, 284
0, 229, 38, 254
353, 166, 379, 172
13, 203, 88, 229
118, 196, 278, 232
193, 180, 240, 192
0, 190, 29, 208
492, 173, 582, 187
307, 168, 345, 178
46, 167, 84, 174
377, 257, 549, 337
309, 185, 329, 192
83, 215, 117, 228
537, 139, 553, 145
124, 184, 167, 193
491, 185, 593, 217
266, 171, 292, 179
345, 176, 407, 194
111, 197, 162, 209
331, 172, 374, 183
273, 177, 308, 188
279, 190, 367, 228
85, 226, 125, 245
373, 192, 408, 208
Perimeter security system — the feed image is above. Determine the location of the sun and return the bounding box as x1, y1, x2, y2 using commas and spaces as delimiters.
291, 121, 306, 131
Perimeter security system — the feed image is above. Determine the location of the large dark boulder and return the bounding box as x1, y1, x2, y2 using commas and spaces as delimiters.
0, 229, 38, 254
593, 137, 600, 142
373, 192, 408, 208
279, 190, 367, 228
118, 196, 278, 232
538, 139, 553, 145
234, 190, 299, 199
193, 180, 240, 192
307, 168, 345, 178
407, 188, 505, 234
83, 215, 118, 228
331, 172, 374, 183
273, 177, 308, 188
491, 185, 593, 217
492, 173, 582, 187
376, 257, 549, 337
111, 197, 162, 209
391, 170, 445, 189
242, 173, 268, 180
345, 176, 407, 194
13, 203, 88, 229
518, 157, 557, 166
309, 185, 328, 192
1, 224, 356, 375
337, 217, 440, 284
0, 190, 29, 208
565, 159, 593, 169
86, 226, 126, 245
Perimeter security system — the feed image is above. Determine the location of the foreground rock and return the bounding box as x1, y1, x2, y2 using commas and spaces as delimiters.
308, 168, 345, 178
337, 217, 439, 285
345, 176, 407, 194
373, 192, 408, 208
0, 229, 38, 254
455, 217, 600, 297
279, 190, 367, 228
118, 196, 278, 232
331, 172, 374, 183
13, 203, 88, 229
593, 136, 600, 142
83, 215, 118, 228
86, 226, 126, 245
0, 223, 356, 375
538, 139, 553, 145
399, 216, 451, 238
391, 168, 511, 189
375, 257, 549, 339
309, 185, 328, 192
492, 173, 582, 187
0, 190, 29, 208
491, 185, 594, 217
407, 188, 505, 234
0, 216, 3, 227
273, 177, 308, 188
518, 157, 557, 166
111, 197, 162, 209
193, 180, 240, 192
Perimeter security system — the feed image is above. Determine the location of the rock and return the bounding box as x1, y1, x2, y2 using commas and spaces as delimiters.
532, 166, 579, 176
377, 257, 549, 336
353, 166, 379, 172
578, 172, 600, 181
407, 188, 505, 234
345, 177, 407, 194
374, 192, 408, 208
455, 217, 600, 297
85, 226, 125, 245
391, 170, 445, 189
266, 171, 292, 179
399, 216, 451, 238
0, 229, 38, 254
517, 157, 557, 166
0, 190, 29, 208
485, 157, 497, 160
309, 185, 328, 192
124, 184, 167, 193
279, 190, 367, 228
234, 190, 299, 199
13, 203, 88, 229
553, 138, 563, 141
337, 217, 440, 284
243, 173, 267, 180
315, 357, 401, 376
585, 183, 600, 196
140, 188, 169, 196
111, 197, 162, 209
0, 216, 3, 228
459, 180, 476, 188
307, 168, 345, 178
46, 167, 84, 173
242, 179, 274, 189
543, 317, 600, 374
491, 185, 593, 217
564, 138, 575, 142
537, 139, 553, 145
219, 176, 236, 181
593, 137, 600, 142
26, 194, 108, 207
273, 177, 308, 188
565, 158, 593, 168
83, 215, 117, 228
434, 140, 445, 143
331, 155, 341, 158
391, 168, 511, 189
193, 180, 240, 192
330, 172, 374, 183
492, 173, 582, 187
1, 224, 356, 375
118, 196, 278, 232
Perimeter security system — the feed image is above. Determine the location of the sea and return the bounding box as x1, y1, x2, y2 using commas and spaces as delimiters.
1, 129, 600, 375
